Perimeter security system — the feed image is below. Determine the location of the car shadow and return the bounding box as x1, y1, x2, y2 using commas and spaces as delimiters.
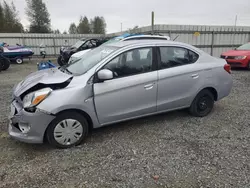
87, 109, 192, 143
8, 106, 218, 151
231, 67, 248, 71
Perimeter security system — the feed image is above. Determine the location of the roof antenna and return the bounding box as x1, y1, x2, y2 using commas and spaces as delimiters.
173, 35, 179, 41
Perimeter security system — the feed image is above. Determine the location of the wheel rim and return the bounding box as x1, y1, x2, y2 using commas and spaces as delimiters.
16, 59, 23, 64
54, 119, 83, 146
197, 96, 212, 114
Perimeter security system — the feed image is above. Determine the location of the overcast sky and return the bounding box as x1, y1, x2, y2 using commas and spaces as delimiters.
5, 0, 250, 33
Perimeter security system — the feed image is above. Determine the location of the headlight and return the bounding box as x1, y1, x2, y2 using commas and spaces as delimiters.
23, 88, 52, 109
234, 56, 247, 60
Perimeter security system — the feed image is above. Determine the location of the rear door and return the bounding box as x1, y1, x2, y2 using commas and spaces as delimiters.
93, 47, 158, 125
156, 46, 203, 112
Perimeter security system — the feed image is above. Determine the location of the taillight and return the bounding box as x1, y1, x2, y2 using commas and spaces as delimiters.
224, 64, 231, 74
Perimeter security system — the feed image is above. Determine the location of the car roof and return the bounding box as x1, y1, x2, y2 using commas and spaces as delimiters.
104, 39, 203, 54
123, 35, 170, 41
106, 39, 188, 48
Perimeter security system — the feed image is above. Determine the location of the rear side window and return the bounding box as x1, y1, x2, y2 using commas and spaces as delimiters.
159, 47, 199, 69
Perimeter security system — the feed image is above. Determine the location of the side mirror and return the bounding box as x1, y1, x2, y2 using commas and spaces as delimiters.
97, 69, 113, 81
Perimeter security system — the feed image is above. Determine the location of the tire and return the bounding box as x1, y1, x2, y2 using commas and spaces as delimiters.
247, 61, 250, 70
46, 111, 89, 148
0, 61, 2, 72
189, 89, 214, 117
1, 58, 10, 70
16, 57, 23, 64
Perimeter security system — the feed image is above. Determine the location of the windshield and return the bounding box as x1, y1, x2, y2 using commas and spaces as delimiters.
102, 38, 122, 45
71, 40, 86, 49
237, 43, 250, 50
66, 45, 118, 75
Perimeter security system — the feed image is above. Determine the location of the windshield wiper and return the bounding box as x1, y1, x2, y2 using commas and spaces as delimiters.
59, 65, 72, 74
65, 68, 73, 74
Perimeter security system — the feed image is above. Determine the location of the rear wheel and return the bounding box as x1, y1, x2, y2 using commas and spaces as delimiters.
189, 89, 214, 117
46, 111, 89, 148
16, 57, 23, 64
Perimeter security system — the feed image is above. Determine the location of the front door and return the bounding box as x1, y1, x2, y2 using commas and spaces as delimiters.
94, 47, 158, 125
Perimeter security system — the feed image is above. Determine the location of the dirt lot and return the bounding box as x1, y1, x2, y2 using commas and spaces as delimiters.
0, 60, 250, 188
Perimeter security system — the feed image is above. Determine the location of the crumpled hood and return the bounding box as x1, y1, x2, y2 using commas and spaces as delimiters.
14, 68, 72, 97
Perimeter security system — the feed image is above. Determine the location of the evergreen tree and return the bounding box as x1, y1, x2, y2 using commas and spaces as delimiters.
54, 29, 60, 34
0, 3, 5, 32
68, 23, 77, 34
2, 1, 23, 33
77, 16, 91, 34
26, 0, 51, 33
91, 16, 106, 34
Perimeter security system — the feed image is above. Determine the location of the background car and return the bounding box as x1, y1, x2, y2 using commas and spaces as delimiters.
220, 42, 250, 69
68, 33, 171, 64
9, 40, 232, 148
57, 38, 109, 66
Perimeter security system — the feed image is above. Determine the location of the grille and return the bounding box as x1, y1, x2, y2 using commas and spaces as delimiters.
220, 55, 235, 59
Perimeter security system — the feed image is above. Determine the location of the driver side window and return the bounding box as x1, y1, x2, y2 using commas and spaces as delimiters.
103, 47, 153, 78
159, 47, 199, 69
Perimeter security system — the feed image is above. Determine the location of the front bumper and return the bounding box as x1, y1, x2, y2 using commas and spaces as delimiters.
225, 59, 248, 68
8, 100, 55, 144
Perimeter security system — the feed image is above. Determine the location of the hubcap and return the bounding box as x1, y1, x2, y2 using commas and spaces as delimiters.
199, 100, 207, 110
198, 96, 210, 112
16, 59, 22, 64
54, 119, 83, 146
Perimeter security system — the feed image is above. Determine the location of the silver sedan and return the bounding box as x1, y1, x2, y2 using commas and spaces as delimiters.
9, 40, 233, 148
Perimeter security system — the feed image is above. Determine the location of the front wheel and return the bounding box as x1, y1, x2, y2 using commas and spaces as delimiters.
2, 58, 10, 70
189, 89, 214, 117
247, 61, 250, 70
0, 61, 2, 72
46, 111, 89, 148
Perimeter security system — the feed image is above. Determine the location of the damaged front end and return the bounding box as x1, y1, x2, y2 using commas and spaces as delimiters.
9, 68, 74, 143
12, 68, 73, 113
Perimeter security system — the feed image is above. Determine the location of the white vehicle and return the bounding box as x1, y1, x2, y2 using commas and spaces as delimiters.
68, 34, 170, 64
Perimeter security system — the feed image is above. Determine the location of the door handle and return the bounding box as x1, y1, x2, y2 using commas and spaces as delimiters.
191, 74, 199, 79
144, 84, 154, 90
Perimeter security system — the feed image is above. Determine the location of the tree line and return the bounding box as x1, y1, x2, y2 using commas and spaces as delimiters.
0, 0, 107, 34
68, 16, 106, 34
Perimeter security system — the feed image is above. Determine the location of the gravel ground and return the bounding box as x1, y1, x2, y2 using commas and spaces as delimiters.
0, 61, 250, 188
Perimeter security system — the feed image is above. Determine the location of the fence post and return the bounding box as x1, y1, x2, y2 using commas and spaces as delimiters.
248, 32, 250, 42
21, 33, 26, 46
211, 31, 214, 56
53, 36, 56, 56
151, 11, 154, 34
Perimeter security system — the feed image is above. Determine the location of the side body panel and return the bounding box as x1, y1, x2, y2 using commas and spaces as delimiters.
93, 71, 158, 125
